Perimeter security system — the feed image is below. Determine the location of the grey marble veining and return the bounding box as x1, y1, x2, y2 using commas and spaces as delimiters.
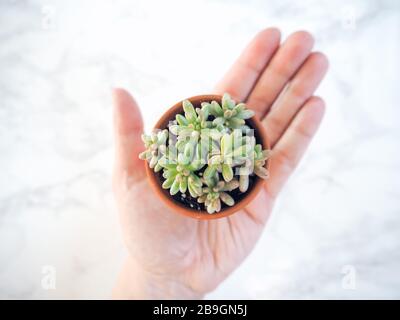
0, 0, 399, 299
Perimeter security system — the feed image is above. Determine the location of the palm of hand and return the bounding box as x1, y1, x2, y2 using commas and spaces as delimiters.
113, 29, 328, 297
115, 173, 269, 294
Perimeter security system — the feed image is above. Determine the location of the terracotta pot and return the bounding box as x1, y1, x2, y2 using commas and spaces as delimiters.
145, 94, 270, 220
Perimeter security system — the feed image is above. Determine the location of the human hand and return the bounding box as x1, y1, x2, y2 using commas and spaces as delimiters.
112, 28, 328, 299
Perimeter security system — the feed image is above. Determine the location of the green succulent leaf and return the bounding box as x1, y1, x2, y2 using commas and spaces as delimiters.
254, 144, 262, 154
183, 142, 195, 159
198, 103, 211, 122
262, 149, 271, 160
222, 179, 240, 191
176, 114, 189, 126
234, 103, 246, 113
229, 145, 249, 158
220, 192, 234, 206
227, 118, 245, 128
221, 133, 233, 156
150, 132, 158, 143
154, 163, 163, 172
170, 178, 180, 195
213, 117, 225, 126
210, 101, 223, 117
169, 124, 179, 135
178, 153, 191, 165
183, 100, 197, 123
206, 198, 221, 214
188, 173, 202, 187
188, 181, 202, 198
203, 165, 217, 181
141, 133, 152, 144
149, 155, 158, 168
208, 155, 222, 166
139, 150, 151, 160
177, 128, 194, 139
197, 194, 207, 204
222, 164, 233, 182
157, 130, 169, 145
222, 93, 235, 110
224, 109, 233, 119
232, 129, 243, 148
236, 109, 255, 120
179, 177, 188, 193
158, 156, 176, 170
254, 166, 269, 179
239, 173, 249, 193
162, 176, 175, 189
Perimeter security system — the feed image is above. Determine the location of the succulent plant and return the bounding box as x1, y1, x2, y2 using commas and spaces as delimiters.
158, 152, 203, 197
139, 129, 168, 172
253, 144, 270, 179
198, 177, 240, 214
204, 130, 250, 184
202, 94, 255, 130
139, 93, 270, 214
236, 136, 270, 192
169, 100, 213, 137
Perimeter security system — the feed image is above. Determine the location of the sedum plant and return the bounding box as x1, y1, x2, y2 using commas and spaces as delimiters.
139, 93, 271, 214
198, 177, 240, 214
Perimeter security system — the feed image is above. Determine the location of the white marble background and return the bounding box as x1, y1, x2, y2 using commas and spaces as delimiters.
0, 0, 399, 299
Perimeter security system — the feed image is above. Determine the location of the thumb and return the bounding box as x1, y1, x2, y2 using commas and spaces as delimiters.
112, 88, 146, 182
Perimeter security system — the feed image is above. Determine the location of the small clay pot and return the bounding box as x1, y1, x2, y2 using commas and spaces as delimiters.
145, 94, 270, 220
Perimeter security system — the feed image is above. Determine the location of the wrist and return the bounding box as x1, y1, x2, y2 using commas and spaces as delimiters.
113, 257, 204, 300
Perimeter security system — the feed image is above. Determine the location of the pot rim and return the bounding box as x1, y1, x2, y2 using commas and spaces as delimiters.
145, 94, 270, 220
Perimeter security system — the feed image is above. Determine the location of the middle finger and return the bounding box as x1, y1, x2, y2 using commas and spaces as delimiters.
246, 31, 314, 118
